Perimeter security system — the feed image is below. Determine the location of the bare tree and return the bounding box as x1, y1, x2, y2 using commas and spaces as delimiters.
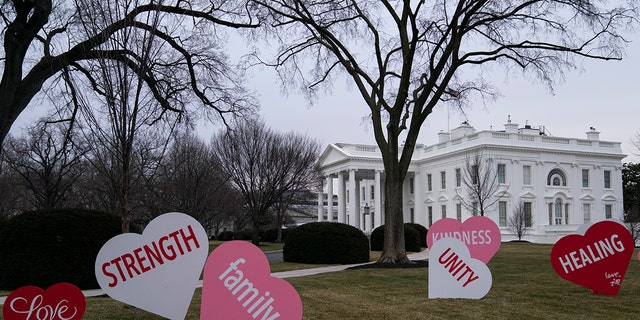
252, 1, 637, 263
1, 122, 86, 209
0, 0, 258, 144
622, 162, 640, 245
212, 118, 321, 245
459, 150, 500, 217
508, 201, 532, 241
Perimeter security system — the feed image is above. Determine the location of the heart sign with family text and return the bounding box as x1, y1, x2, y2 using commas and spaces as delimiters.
427, 216, 501, 263
94, 212, 209, 320
201, 240, 302, 320
428, 237, 492, 299
550, 220, 634, 296
3, 282, 85, 320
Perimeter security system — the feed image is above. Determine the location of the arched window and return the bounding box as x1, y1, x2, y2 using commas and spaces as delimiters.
547, 168, 567, 186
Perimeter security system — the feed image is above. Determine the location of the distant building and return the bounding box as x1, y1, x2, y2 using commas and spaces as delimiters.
315, 119, 625, 243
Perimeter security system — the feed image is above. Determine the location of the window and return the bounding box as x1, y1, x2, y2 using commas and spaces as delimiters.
605, 204, 612, 219
441, 205, 447, 219
582, 169, 589, 188
524, 202, 532, 227
441, 171, 446, 189
472, 202, 478, 216
362, 186, 366, 200
427, 174, 432, 191
498, 164, 506, 184
583, 203, 591, 223
604, 170, 611, 189
410, 208, 415, 223
428, 206, 433, 227
455, 168, 461, 187
409, 177, 414, 194
456, 203, 462, 221
371, 185, 375, 199
499, 201, 507, 227
547, 168, 567, 186
471, 165, 479, 185
550, 199, 564, 225
347, 190, 350, 203
523, 165, 531, 185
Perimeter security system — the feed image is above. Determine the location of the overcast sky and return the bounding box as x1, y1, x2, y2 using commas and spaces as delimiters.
244, 31, 640, 163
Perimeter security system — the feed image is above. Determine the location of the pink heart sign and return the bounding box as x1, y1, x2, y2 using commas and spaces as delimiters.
2, 282, 86, 320
427, 217, 501, 263
550, 220, 634, 296
201, 240, 302, 320
94, 212, 209, 319
428, 237, 492, 299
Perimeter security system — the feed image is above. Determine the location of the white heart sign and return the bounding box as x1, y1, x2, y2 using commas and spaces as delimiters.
428, 237, 492, 299
94, 212, 208, 320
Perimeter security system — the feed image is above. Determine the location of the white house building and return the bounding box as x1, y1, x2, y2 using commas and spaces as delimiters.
316, 119, 625, 244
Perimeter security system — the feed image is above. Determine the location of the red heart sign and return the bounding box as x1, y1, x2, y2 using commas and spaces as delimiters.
2, 282, 86, 320
550, 220, 634, 296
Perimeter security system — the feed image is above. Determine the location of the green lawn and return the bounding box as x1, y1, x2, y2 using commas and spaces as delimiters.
2, 243, 640, 319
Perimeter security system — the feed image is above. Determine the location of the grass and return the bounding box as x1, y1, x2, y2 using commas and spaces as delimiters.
2, 243, 640, 319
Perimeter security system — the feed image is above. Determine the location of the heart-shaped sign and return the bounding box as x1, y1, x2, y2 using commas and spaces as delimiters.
94, 212, 209, 319
201, 240, 302, 320
550, 220, 634, 296
2, 282, 85, 320
428, 237, 492, 299
427, 217, 501, 263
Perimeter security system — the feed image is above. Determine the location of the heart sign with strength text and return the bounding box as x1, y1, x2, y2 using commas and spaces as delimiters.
550, 220, 634, 296
427, 216, 501, 263
94, 212, 209, 320
3, 282, 85, 320
201, 240, 302, 320
428, 237, 492, 299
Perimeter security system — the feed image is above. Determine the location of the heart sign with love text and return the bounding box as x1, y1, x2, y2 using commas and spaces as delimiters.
551, 220, 634, 296
427, 216, 501, 263
201, 240, 302, 320
2, 282, 85, 320
428, 237, 492, 299
95, 212, 209, 320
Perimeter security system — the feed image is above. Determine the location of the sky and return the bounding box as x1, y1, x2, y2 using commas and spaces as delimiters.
243, 31, 640, 163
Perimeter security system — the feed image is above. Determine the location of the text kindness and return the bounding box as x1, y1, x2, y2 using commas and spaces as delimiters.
100, 225, 201, 287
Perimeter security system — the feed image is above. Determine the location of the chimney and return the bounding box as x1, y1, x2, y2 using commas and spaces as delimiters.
586, 127, 600, 141
438, 130, 450, 143
504, 115, 518, 133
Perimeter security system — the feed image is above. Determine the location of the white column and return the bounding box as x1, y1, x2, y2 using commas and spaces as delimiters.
374, 170, 383, 228
327, 176, 334, 222
338, 171, 346, 223
365, 212, 372, 232
317, 182, 323, 222
348, 169, 358, 227
414, 171, 425, 225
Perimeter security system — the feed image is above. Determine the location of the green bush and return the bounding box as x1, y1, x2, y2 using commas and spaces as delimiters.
262, 228, 290, 242
283, 222, 369, 264
370, 224, 422, 252
405, 223, 428, 247
0, 208, 124, 290
234, 230, 253, 241
217, 231, 235, 241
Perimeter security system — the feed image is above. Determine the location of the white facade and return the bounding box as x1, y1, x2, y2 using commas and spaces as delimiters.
316, 121, 625, 244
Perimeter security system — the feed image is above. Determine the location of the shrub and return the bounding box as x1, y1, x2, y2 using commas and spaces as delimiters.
217, 231, 235, 241
405, 223, 428, 247
370, 224, 423, 252
234, 230, 253, 241
262, 228, 290, 242
283, 222, 369, 264
0, 208, 124, 290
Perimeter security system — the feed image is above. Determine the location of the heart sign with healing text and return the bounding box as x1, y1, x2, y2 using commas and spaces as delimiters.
550, 220, 634, 296
428, 237, 492, 299
95, 212, 209, 320
201, 240, 302, 320
2, 282, 85, 320
427, 217, 501, 263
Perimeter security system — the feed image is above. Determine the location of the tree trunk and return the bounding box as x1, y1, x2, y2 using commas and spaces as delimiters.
378, 164, 411, 264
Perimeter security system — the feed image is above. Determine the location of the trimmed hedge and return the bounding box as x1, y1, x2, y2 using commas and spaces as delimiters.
283, 222, 369, 264
0, 208, 125, 290
262, 228, 290, 242
217, 231, 236, 241
370, 224, 422, 252
405, 223, 428, 247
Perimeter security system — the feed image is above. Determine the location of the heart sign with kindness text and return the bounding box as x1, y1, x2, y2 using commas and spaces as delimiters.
3, 282, 85, 320
201, 240, 302, 320
427, 216, 501, 263
551, 220, 634, 296
428, 237, 492, 299
95, 212, 209, 320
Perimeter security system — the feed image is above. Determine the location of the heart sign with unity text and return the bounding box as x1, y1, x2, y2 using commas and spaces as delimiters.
94, 212, 209, 319
428, 237, 492, 299
427, 216, 501, 263
201, 240, 302, 320
551, 220, 634, 296
2, 282, 86, 320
